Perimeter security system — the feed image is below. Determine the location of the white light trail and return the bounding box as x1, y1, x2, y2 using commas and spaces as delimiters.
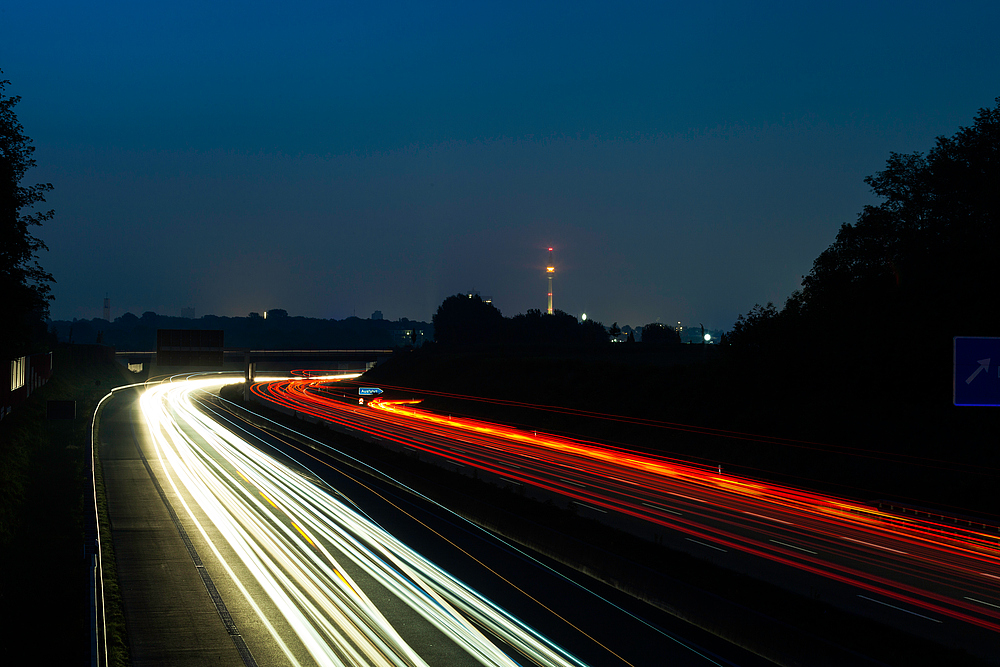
139, 377, 588, 667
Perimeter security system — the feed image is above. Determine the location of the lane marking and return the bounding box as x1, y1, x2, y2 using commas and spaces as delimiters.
742, 511, 792, 525
558, 478, 587, 488
841, 536, 908, 555
857, 595, 943, 623
686, 538, 727, 553
574, 501, 607, 514
978, 571, 1000, 581
290, 520, 316, 548
769, 539, 818, 555
643, 502, 683, 516
258, 490, 279, 509
965, 596, 1000, 610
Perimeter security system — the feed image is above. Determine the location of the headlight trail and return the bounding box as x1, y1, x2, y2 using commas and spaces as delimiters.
139, 376, 590, 667
251, 377, 1000, 636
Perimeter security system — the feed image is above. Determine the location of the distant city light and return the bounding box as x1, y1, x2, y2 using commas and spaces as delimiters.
581, 313, 587, 321
704, 333, 712, 342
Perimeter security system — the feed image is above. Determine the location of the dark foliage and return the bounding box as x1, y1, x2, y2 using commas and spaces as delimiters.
640, 321, 681, 345
730, 97, 1000, 367
714, 98, 1000, 503
723, 303, 780, 355
793, 97, 998, 334
432, 297, 610, 350
507, 308, 610, 347
1, 72, 54, 360
432, 294, 505, 348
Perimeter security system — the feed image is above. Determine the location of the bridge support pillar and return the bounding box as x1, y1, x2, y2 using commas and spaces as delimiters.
243, 352, 255, 401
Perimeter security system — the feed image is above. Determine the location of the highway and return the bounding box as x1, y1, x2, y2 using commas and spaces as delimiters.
251, 377, 1000, 653
101, 374, 768, 667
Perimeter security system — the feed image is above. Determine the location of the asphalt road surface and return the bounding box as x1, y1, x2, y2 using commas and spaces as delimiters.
98, 376, 774, 666
249, 376, 1000, 662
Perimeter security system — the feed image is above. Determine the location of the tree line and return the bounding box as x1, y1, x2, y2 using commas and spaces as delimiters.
430, 294, 682, 349
1, 71, 54, 363
49, 311, 433, 351
727, 98, 999, 364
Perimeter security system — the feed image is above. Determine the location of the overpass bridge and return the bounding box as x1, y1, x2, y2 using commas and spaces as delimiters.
115, 349, 393, 377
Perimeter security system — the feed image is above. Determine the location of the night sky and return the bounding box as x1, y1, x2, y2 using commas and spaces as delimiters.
3, 1, 998, 329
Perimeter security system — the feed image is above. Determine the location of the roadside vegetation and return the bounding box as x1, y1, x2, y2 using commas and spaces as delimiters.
0, 345, 133, 665
369, 98, 1000, 521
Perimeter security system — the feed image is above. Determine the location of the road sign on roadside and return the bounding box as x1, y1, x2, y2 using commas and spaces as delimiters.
953, 337, 1000, 406
359, 387, 383, 396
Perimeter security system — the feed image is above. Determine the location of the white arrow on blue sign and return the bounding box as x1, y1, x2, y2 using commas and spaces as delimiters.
954, 337, 1000, 406
359, 387, 383, 396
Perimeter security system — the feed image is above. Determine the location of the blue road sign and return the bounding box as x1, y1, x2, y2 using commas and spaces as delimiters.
359, 387, 383, 396
953, 337, 1000, 406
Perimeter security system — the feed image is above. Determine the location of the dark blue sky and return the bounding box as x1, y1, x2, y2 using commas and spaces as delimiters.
3, 1, 998, 328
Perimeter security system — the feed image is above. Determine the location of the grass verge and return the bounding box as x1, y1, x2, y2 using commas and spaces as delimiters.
0, 344, 136, 665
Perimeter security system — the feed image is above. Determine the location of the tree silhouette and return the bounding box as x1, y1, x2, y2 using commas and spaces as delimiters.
788, 97, 1000, 335
729, 96, 1000, 364
724, 303, 780, 354
641, 322, 681, 345
506, 308, 609, 347
432, 294, 504, 348
1, 72, 54, 359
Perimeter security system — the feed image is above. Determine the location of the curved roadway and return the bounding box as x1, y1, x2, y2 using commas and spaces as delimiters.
251, 377, 1000, 656
100, 375, 768, 667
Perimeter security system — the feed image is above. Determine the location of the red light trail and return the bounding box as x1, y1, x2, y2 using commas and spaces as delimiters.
251, 377, 1000, 636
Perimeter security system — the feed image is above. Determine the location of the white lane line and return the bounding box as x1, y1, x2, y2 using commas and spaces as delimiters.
686, 538, 727, 553
558, 478, 587, 488
841, 536, 908, 555
857, 595, 943, 623
965, 596, 1000, 610
643, 502, 683, 516
769, 539, 818, 555
574, 501, 607, 514
742, 511, 792, 525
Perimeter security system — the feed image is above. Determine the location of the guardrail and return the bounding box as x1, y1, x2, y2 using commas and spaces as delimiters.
90, 382, 147, 667
875, 500, 1000, 534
